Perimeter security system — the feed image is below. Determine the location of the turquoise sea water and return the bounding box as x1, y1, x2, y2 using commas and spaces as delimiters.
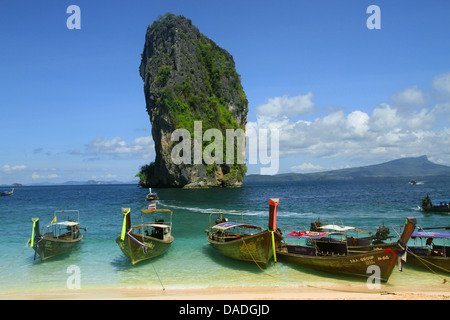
0, 178, 448, 294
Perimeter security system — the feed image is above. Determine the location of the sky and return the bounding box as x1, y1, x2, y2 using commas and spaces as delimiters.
1, 0, 450, 185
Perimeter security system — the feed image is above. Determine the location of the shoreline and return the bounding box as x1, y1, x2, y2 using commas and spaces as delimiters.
2, 284, 449, 300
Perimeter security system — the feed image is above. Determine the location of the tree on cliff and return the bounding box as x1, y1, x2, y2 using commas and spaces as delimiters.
137, 13, 248, 188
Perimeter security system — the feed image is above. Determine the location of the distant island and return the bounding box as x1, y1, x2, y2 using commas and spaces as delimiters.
0, 180, 137, 187
244, 155, 450, 184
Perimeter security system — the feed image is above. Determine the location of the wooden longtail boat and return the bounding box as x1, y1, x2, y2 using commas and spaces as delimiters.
31, 210, 84, 261
115, 207, 174, 265
277, 217, 417, 282
145, 188, 159, 201
206, 198, 283, 269
311, 218, 396, 251
406, 229, 450, 274
421, 195, 450, 213
0, 188, 14, 196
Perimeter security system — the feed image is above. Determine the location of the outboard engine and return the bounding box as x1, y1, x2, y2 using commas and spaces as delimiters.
372, 223, 390, 244
310, 218, 322, 232
215, 212, 228, 225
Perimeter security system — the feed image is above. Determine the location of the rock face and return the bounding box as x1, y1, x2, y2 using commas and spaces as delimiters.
139, 13, 248, 188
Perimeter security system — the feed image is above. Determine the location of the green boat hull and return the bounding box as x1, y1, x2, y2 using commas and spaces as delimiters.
207, 230, 282, 269
116, 232, 173, 265
36, 235, 82, 261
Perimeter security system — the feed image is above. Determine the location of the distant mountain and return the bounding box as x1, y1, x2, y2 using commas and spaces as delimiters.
244, 155, 450, 183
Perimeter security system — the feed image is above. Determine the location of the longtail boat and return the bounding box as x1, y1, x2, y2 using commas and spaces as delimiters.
31, 210, 84, 261
116, 207, 174, 265
206, 198, 283, 269
0, 188, 14, 196
311, 218, 396, 251
421, 195, 450, 213
277, 217, 417, 282
406, 228, 450, 274
145, 188, 159, 201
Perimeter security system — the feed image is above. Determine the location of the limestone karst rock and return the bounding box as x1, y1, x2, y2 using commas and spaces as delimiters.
138, 13, 248, 188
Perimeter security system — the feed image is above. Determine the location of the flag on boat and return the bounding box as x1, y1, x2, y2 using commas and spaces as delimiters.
51, 216, 57, 224
148, 203, 156, 210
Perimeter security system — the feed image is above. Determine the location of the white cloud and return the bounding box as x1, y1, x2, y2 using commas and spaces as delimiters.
1, 165, 27, 173
291, 163, 325, 172
433, 72, 450, 94
250, 76, 450, 167
85, 136, 154, 159
390, 85, 425, 107
32, 173, 60, 179
346, 110, 370, 137
256, 93, 316, 117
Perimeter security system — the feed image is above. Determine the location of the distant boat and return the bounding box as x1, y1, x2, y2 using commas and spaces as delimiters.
407, 228, 450, 274
276, 217, 417, 282
145, 188, 159, 201
116, 207, 174, 265
31, 210, 84, 261
0, 188, 14, 196
410, 179, 417, 185
206, 198, 283, 269
421, 195, 450, 213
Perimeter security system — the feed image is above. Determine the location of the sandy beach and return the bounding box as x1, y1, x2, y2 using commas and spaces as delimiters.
2, 283, 449, 300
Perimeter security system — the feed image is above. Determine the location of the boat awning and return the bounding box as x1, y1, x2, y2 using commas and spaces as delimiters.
318, 225, 370, 233
411, 231, 450, 239
52, 221, 79, 227
141, 209, 172, 214
286, 231, 330, 239
319, 225, 355, 232
431, 199, 450, 202
132, 223, 170, 229
212, 221, 262, 231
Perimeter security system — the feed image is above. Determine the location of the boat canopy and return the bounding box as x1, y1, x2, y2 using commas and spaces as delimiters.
411, 231, 450, 239
319, 224, 370, 233
52, 221, 79, 227
431, 199, 450, 202
141, 209, 172, 214
286, 230, 330, 239
132, 223, 170, 229
319, 224, 355, 231
212, 221, 262, 231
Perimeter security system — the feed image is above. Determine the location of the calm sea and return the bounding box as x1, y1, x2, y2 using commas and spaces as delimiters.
0, 177, 448, 293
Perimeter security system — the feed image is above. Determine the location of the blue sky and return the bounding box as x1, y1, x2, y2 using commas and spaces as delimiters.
1, 1, 450, 184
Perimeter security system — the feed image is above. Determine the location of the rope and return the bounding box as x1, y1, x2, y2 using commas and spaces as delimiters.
0, 240, 30, 273
151, 263, 165, 291
125, 227, 164, 291
406, 248, 448, 284
241, 236, 274, 278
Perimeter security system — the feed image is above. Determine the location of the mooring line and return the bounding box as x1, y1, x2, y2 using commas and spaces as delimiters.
406, 248, 448, 284
0, 240, 30, 274
242, 237, 274, 278
151, 263, 165, 291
